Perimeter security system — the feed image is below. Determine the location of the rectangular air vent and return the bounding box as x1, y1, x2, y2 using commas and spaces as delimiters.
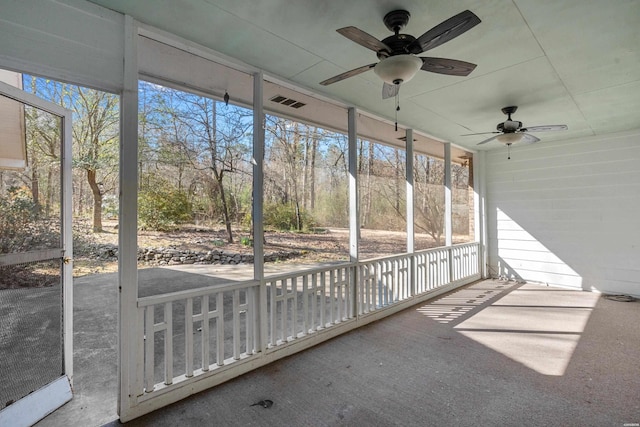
270, 95, 306, 109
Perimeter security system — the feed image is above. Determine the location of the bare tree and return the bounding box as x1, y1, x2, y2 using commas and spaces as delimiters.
24, 77, 119, 232
73, 87, 119, 232
153, 86, 252, 242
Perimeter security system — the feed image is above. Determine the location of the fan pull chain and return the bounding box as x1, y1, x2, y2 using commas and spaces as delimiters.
507, 143, 511, 160
395, 89, 400, 132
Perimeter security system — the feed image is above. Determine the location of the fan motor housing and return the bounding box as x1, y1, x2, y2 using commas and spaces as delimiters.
378, 34, 418, 58
497, 120, 522, 133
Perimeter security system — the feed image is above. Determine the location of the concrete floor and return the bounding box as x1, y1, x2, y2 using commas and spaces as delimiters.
35, 271, 640, 427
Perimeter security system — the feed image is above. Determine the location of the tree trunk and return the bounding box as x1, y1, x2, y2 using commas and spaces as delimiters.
30, 163, 41, 216
216, 173, 234, 243
364, 141, 374, 227
87, 168, 103, 232
310, 137, 317, 210
394, 148, 400, 213
45, 168, 53, 218
302, 135, 309, 209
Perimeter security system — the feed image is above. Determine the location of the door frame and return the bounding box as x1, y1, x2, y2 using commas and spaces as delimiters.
0, 79, 74, 427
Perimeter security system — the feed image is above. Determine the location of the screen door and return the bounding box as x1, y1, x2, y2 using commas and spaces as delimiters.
0, 79, 73, 427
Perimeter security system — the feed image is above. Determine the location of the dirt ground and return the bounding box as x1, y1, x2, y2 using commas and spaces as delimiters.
72, 220, 470, 278
1, 219, 472, 286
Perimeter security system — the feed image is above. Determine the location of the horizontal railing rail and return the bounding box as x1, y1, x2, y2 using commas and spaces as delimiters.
131, 242, 480, 409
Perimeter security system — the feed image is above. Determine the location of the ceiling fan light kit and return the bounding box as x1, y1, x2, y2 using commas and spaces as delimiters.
495, 133, 524, 144
373, 54, 423, 85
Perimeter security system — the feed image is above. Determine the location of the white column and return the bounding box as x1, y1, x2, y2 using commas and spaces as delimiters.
118, 15, 139, 420
61, 106, 73, 381
475, 151, 488, 278
252, 71, 266, 351
406, 129, 414, 254
444, 142, 452, 247
348, 107, 359, 262
253, 72, 264, 282
405, 129, 415, 296
348, 107, 359, 317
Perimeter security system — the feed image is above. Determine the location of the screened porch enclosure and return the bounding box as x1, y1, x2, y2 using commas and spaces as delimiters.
1, 1, 638, 425
114, 26, 482, 421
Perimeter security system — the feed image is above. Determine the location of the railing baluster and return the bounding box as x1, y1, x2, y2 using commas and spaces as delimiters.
269, 280, 276, 346
144, 305, 155, 392
164, 302, 173, 385
185, 298, 193, 378
216, 292, 224, 366
201, 296, 210, 371
136, 307, 145, 395
280, 279, 286, 342
245, 289, 253, 354
291, 276, 298, 339
233, 289, 240, 360
336, 269, 343, 322
311, 273, 317, 331
329, 269, 335, 323
302, 274, 309, 334
320, 271, 326, 328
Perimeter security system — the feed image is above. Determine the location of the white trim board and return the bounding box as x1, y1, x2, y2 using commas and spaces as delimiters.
0, 376, 72, 427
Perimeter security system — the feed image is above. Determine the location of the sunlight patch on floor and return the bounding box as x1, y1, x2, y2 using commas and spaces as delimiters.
454, 284, 600, 376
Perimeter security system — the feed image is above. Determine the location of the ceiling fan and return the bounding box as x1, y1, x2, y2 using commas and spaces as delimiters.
320, 9, 481, 100
463, 106, 568, 158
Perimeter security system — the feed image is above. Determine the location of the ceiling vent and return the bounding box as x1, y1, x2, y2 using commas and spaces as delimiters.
270, 95, 306, 109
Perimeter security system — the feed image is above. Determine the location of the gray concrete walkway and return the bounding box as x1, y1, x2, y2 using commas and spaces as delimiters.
37, 272, 640, 426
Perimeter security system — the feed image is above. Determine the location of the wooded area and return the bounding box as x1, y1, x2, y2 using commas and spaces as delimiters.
0, 75, 473, 259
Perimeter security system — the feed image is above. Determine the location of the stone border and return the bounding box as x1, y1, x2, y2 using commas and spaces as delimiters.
92, 244, 302, 265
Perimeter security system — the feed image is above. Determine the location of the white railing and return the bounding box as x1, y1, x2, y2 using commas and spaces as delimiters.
358, 253, 411, 315
136, 280, 259, 397
450, 242, 479, 282
131, 242, 480, 410
266, 264, 353, 348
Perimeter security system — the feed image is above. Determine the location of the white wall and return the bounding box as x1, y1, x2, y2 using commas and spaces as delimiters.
0, 0, 124, 93
485, 130, 640, 297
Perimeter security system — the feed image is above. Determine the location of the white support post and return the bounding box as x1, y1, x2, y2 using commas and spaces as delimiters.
348, 107, 359, 317
252, 71, 266, 352
61, 106, 73, 381
475, 151, 488, 278
118, 15, 139, 420
444, 142, 452, 247
405, 129, 415, 296
444, 143, 453, 282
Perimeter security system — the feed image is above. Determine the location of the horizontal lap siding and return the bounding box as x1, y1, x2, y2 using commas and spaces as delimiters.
0, 0, 124, 93
486, 131, 640, 296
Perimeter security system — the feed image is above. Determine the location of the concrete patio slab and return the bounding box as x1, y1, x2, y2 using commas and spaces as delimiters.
31, 274, 640, 426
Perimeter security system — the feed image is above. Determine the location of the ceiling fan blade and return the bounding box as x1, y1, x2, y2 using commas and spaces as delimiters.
408, 10, 481, 54
420, 57, 477, 76
320, 63, 376, 86
382, 82, 399, 99
336, 27, 392, 54
477, 135, 500, 145
461, 131, 500, 136
520, 133, 541, 144
520, 124, 568, 132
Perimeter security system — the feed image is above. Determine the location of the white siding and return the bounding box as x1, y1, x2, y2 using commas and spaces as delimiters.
486, 130, 640, 296
0, 0, 124, 92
